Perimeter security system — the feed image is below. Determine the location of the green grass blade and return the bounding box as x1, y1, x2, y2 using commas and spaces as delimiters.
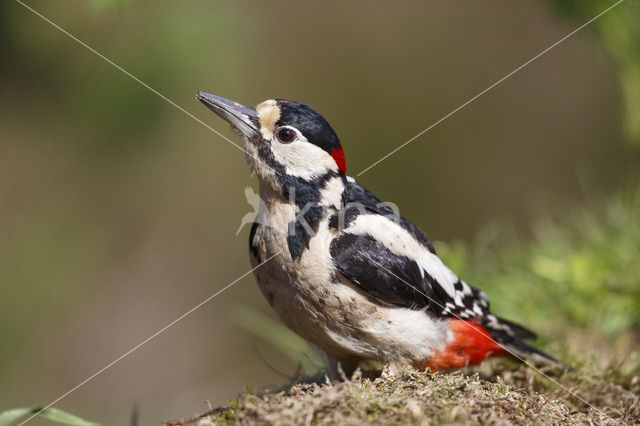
0, 408, 32, 426
37, 407, 99, 426
0, 407, 99, 426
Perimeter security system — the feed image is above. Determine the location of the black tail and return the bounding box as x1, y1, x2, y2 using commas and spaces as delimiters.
502, 337, 560, 366
485, 315, 560, 367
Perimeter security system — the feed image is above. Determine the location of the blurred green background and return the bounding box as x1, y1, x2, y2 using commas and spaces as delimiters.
1, 0, 639, 425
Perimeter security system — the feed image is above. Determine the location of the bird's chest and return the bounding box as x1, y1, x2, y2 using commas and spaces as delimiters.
251, 201, 334, 310
249, 201, 371, 352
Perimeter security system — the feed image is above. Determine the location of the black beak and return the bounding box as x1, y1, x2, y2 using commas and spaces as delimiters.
196, 92, 260, 138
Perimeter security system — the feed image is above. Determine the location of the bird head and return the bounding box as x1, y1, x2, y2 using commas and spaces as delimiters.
197, 92, 346, 189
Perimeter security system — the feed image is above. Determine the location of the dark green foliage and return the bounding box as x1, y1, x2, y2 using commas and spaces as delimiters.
549, 0, 640, 147
439, 183, 640, 337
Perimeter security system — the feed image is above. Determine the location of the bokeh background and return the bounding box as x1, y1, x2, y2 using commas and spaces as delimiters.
1, 0, 639, 425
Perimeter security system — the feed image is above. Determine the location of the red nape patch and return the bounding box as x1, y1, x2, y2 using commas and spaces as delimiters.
330, 146, 347, 175
424, 320, 508, 372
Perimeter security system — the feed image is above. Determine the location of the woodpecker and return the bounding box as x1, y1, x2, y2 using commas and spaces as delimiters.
196, 92, 558, 376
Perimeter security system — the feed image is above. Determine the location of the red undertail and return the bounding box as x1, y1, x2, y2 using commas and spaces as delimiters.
425, 320, 508, 371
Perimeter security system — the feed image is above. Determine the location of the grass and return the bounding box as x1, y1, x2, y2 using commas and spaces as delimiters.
169, 359, 638, 425
168, 182, 640, 425
441, 183, 640, 338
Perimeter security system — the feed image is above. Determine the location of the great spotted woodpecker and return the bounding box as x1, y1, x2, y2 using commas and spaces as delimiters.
196, 92, 558, 376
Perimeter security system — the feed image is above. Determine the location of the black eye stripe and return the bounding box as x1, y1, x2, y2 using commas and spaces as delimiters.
276, 128, 296, 143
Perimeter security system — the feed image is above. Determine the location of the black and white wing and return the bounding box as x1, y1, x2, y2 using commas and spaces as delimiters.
330, 177, 539, 343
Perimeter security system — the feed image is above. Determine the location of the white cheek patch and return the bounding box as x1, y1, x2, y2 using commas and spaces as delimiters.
271, 139, 338, 180
346, 215, 458, 299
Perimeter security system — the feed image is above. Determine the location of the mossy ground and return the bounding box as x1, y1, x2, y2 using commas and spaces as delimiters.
167, 309, 640, 425
168, 353, 638, 425
168, 185, 640, 425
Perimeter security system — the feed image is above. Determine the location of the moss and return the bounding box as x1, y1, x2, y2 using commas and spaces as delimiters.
167, 357, 637, 425
167, 184, 640, 426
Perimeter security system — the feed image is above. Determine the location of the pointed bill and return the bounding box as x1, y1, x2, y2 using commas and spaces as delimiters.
196, 92, 260, 138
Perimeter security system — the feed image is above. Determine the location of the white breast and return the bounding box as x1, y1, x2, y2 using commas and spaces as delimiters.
251, 201, 451, 364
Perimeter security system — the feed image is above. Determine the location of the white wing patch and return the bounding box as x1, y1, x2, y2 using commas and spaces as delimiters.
345, 214, 458, 299
318, 176, 345, 208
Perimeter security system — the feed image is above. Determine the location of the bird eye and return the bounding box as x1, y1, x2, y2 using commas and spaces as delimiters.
276, 128, 296, 143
